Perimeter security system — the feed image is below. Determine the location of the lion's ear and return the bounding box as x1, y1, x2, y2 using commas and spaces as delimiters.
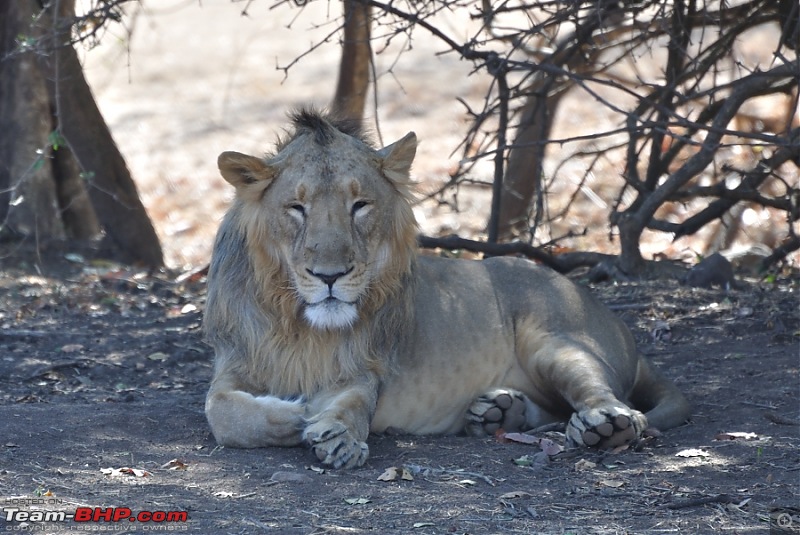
378, 132, 417, 183
218, 151, 276, 201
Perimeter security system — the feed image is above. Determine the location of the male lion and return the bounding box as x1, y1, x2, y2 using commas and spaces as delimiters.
204, 109, 690, 468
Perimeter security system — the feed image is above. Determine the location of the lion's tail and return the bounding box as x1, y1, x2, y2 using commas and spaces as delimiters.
630, 356, 691, 431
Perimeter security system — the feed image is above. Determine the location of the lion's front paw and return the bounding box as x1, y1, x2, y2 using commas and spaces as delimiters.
566, 406, 647, 449
466, 388, 528, 436
303, 420, 368, 469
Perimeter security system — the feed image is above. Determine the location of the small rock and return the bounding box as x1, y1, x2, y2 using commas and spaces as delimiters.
683, 253, 735, 289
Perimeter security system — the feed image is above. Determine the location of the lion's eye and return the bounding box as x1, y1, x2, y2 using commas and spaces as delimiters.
288, 204, 306, 220
351, 200, 370, 217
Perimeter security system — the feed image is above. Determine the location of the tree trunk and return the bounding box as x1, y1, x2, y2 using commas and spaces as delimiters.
1, 0, 160, 266
35, 0, 163, 266
0, 0, 65, 240
497, 84, 568, 238
331, 0, 372, 121
496, 25, 607, 239
52, 139, 101, 240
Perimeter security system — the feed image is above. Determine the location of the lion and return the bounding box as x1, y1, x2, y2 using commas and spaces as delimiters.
204, 109, 690, 468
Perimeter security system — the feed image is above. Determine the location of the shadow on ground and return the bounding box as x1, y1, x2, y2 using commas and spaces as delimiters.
1, 243, 798, 534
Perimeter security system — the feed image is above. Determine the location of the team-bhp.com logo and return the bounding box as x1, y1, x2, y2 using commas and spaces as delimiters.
4, 506, 188, 526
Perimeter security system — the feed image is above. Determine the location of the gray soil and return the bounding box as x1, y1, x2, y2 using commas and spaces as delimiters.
1, 242, 798, 534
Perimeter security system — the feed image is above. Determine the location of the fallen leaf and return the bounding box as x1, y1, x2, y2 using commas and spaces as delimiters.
412, 523, 435, 529
377, 466, 414, 482
101, 467, 151, 478
160, 459, 188, 470
574, 459, 596, 471
214, 491, 234, 498
599, 479, 625, 488
306, 465, 325, 474
512, 452, 549, 467
61, 344, 84, 353
513, 455, 534, 467
147, 352, 169, 361
727, 497, 751, 511
539, 438, 564, 456
715, 432, 758, 441
377, 467, 400, 481
675, 448, 710, 458
457, 479, 476, 486
499, 432, 540, 445
499, 491, 533, 500
344, 497, 371, 505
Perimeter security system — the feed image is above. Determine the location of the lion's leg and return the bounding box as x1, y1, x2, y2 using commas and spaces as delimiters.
205, 379, 305, 448
521, 337, 648, 450
465, 388, 557, 436
303, 380, 378, 469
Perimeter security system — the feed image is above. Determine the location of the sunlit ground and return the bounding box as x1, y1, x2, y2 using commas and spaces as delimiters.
83, 0, 799, 270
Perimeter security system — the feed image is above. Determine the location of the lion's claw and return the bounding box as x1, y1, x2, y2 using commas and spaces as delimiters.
566, 406, 646, 449
304, 421, 368, 469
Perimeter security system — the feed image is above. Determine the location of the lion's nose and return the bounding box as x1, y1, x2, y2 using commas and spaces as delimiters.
307, 268, 352, 289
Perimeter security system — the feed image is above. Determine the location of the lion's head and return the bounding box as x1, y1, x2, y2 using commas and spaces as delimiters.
216, 109, 418, 331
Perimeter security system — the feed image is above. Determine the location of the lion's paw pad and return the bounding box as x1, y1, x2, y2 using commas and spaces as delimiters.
304, 422, 368, 469
566, 407, 646, 449
466, 389, 528, 436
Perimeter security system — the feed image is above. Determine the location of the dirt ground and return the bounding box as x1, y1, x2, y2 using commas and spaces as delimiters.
1, 1, 799, 533
0, 242, 798, 534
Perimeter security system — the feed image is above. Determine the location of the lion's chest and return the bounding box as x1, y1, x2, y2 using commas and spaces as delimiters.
249, 333, 375, 397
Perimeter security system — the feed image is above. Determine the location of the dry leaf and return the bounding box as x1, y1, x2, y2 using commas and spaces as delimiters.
715, 432, 758, 441
378, 467, 400, 481
539, 438, 563, 456
160, 459, 188, 470
599, 479, 625, 488
147, 352, 169, 361
574, 459, 597, 471
344, 497, 371, 505
513, 455, 534, 467
61, 344, 84, 353
101, 467, 151, 478
499, 432, 540, 445
413, 523, 435, 529
513, 452, 549, 467
378, 466, 414, 482
675, 448, 710, 458
180, 304, 198, 314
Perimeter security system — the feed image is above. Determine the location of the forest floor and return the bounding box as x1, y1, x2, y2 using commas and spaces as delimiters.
0, 242, 798, 534
1, 1, 799, 533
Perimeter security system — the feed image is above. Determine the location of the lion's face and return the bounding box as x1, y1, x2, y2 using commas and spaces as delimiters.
217, 115, 418, 330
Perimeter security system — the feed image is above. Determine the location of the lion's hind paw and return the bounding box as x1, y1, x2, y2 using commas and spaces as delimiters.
466, 388, 528, 436
566, 406, 647, 450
